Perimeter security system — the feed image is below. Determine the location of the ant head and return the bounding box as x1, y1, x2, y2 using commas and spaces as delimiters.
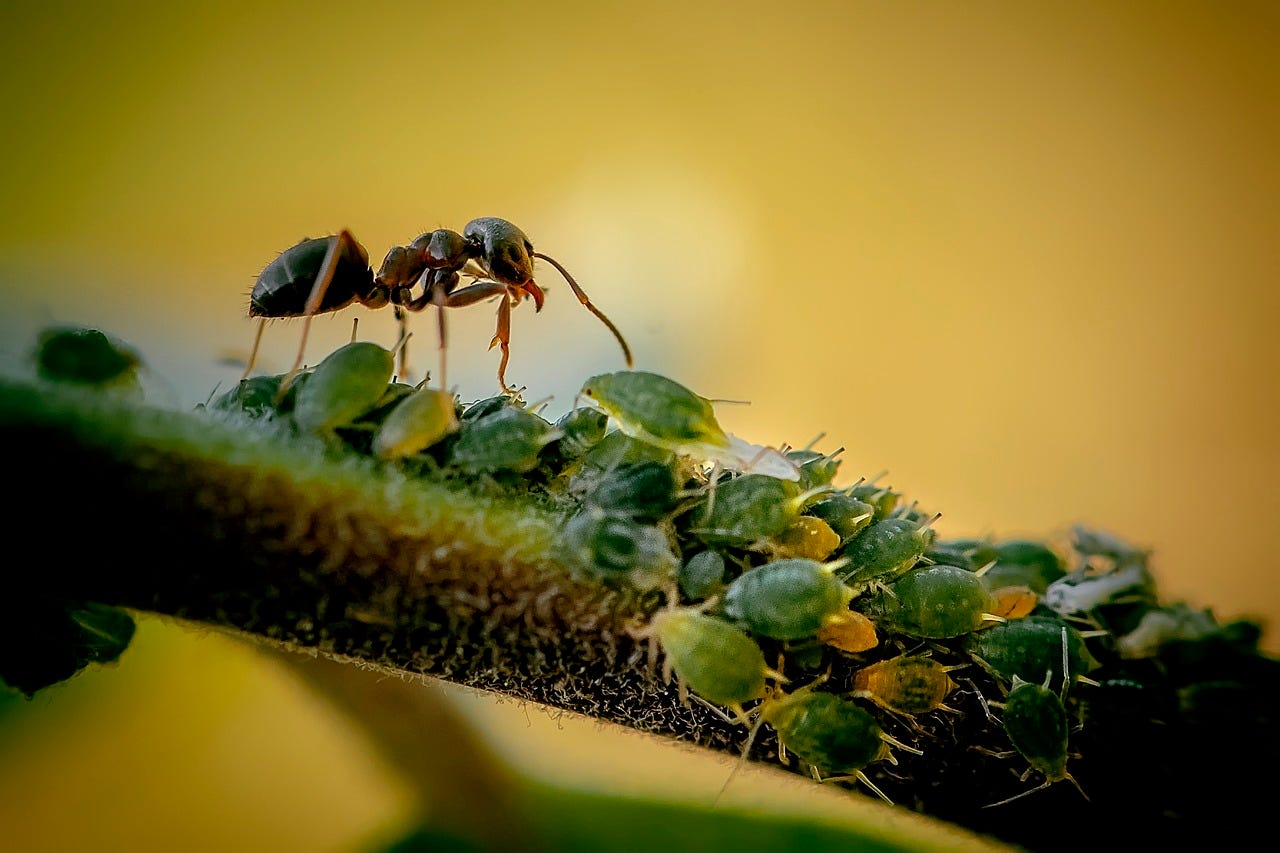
486, 238, 535, 285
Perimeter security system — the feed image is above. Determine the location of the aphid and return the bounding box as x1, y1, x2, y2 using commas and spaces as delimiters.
1070, 524, 1150, 569
784, 445, 843, 491
720, 557, 856, 641
583, 460, 680, 521
804, 493, 876, 542
579, 371, 798, 479
837, 511, 940, 590
1114, 603, 1220, 660
816, 610, 879, 654
987, 585, 1039, 620
693, 474, 827, 548
640, 607, 775, 715
846, 476, 900, 519
1042, 560, 1157, 617
244, 219, 632, 393
552, 406, 609, 460
291, 341, 395, 434
678, 549, 728, 601
851, 654, 962, 716
33, 326, 142, 392
757, 678, 921, 804
211, 374, 288, 417
445, 405, 560, 475
858, 564, 1002, 639
964, 614, 1102, 687
984, 628, 1088, 807
461, 393, 517, 422
764, 515, 841, 561
978, 539, 1066, 594
562, 507, 679, 591
371, 386, 460, 460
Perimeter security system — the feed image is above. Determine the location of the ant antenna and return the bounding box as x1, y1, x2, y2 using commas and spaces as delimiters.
532, 251, 633, 367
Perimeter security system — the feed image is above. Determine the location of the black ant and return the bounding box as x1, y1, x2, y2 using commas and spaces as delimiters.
243, 217, 633, 393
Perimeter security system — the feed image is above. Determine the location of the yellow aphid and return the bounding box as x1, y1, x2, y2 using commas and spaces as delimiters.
816, 611, 879, 654
989, 585, 1039, 621
767, 516, 842, 561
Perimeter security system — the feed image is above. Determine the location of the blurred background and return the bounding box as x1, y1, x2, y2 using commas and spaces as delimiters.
2, 0, 1277, 849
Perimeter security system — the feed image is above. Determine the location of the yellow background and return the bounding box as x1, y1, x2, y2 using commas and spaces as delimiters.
2, 1, 1277, 849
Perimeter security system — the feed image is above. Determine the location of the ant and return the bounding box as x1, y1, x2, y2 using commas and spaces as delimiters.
243, 217, 633, 393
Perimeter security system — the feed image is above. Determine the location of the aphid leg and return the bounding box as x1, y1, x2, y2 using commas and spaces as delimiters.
814, 770, 894, 805
241, 319, 266, 381
533, 251, 633, 367
982, 778, 1053, 809
713, 706, 771, 807
277, 229, 357, 401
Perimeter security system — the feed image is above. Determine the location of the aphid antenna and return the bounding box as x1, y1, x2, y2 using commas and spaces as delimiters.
982, 778, 1054, 809
706, 397, 751, 406
802, 431, 827, 451
202, 382, 223, 407
865, 469, 889, 486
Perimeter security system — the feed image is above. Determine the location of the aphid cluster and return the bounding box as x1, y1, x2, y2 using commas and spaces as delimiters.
200, 346, 1275, 812
18, 321, 1280, 849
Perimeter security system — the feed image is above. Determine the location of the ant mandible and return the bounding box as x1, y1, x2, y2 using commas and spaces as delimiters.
242, 217, 634, 394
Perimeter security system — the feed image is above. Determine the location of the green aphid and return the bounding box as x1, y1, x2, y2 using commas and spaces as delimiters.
571, 430, 677, 492
838, 512, 939, 589
678, 550, 728, 601
805, 494, 876, 542
923, 538, 986, 572
292, 341, 395, 433
579, 370, 729, 451
985, 665, 1087, 807
372, 387, 460, 460
33, 326, 142, 391
693, 474, 815, 548
562, 508, 679, 591
211, 374, 288, 417
785, 447, 842, 491
759, 682, 920, 804
979, 540, 1066, 595
964, 614, 1101, 687
356, 381, 418, 425
851, 654, 961, 716
585, 460, 679, 520
446, 405, 560, 475
648, 608, 770, 711
721, 558, 854, 641
847, 480, 899, 519
461, 394, 516, 422
859, 564, 1000, 639
553, 406, 609, 459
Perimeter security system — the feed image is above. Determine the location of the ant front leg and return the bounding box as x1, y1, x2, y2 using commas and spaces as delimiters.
434, 279, 519, 393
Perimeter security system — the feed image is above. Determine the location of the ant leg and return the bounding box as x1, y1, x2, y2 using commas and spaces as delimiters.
241, 319, 266, 381
436, 280, 514, 392
533, 251, 633, 367
432, 283, 449, 391
277, 229, 358, 400
490, 290, 515, 393
392, 305, 409, 379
